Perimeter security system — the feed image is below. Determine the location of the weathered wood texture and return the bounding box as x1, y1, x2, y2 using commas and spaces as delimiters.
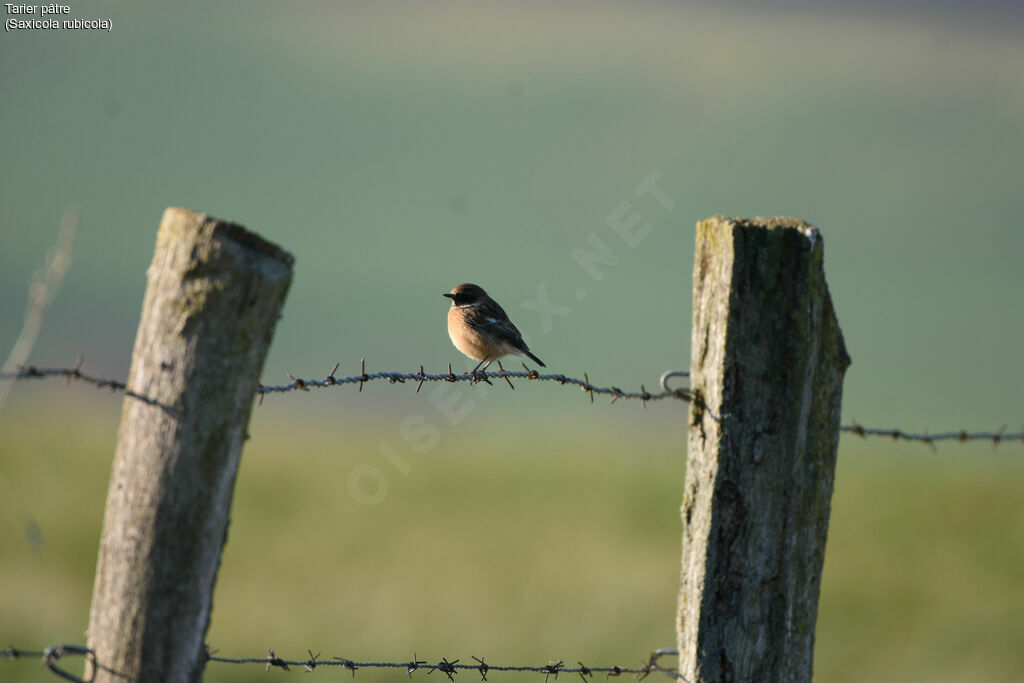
678, 216, 850, 682
85, 208, 293, 682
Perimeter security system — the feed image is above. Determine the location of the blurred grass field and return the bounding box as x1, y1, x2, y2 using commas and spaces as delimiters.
1, 393, 1022, 682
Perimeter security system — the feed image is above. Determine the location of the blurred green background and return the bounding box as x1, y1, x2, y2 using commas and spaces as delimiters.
2, 2, 1023, 681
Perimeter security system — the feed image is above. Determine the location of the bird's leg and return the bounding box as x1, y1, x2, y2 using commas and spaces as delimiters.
470, 358, 493, 384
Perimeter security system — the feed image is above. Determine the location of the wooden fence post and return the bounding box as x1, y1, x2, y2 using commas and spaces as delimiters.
678, 216, 850, 682
84, 208, 293, 682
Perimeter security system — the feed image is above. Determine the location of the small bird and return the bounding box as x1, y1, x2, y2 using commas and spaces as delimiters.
444, 283, 546, 377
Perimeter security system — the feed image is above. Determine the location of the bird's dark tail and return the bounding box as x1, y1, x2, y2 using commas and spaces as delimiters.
523, 349, 545, 368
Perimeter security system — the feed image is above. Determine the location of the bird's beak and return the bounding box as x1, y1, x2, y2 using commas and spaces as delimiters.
443, 293, 454, 299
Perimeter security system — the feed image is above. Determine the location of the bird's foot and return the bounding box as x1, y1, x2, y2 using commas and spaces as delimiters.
470, 369, 493, 385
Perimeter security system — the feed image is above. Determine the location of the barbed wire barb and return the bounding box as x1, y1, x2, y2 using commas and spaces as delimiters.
497, 361, 515, 390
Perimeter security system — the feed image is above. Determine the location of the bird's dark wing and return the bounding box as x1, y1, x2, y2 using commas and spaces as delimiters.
464, 300, 526, 347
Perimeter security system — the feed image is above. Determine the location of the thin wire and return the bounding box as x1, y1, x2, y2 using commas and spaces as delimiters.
2, 645, 685, 682
257, 359, 686, 406
2, 361, 1022, 447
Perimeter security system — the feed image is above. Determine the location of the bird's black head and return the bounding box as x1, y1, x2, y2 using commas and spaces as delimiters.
444, 283, 488, 306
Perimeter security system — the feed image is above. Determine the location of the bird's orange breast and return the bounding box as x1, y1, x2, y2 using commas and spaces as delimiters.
447, 306, 491, 361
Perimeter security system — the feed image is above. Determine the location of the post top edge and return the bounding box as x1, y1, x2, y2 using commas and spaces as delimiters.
698, 215, 821, 241
161, 207, 295, 267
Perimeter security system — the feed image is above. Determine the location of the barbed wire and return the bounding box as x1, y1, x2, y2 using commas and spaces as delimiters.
0, 358, 126, 392
1, 645, 684, 682
2, 644, 95, 682
0, 358, 688, 406
257, 360, 689, 406
839, 422, 1022, 450
1, 359, 1022, 448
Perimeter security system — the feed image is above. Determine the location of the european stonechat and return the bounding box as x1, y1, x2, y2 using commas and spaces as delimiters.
444, 283, 546, 375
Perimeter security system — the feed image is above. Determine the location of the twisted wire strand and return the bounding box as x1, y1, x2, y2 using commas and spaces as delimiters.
2, 361, 1022, 446
2, 645, 685, 682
